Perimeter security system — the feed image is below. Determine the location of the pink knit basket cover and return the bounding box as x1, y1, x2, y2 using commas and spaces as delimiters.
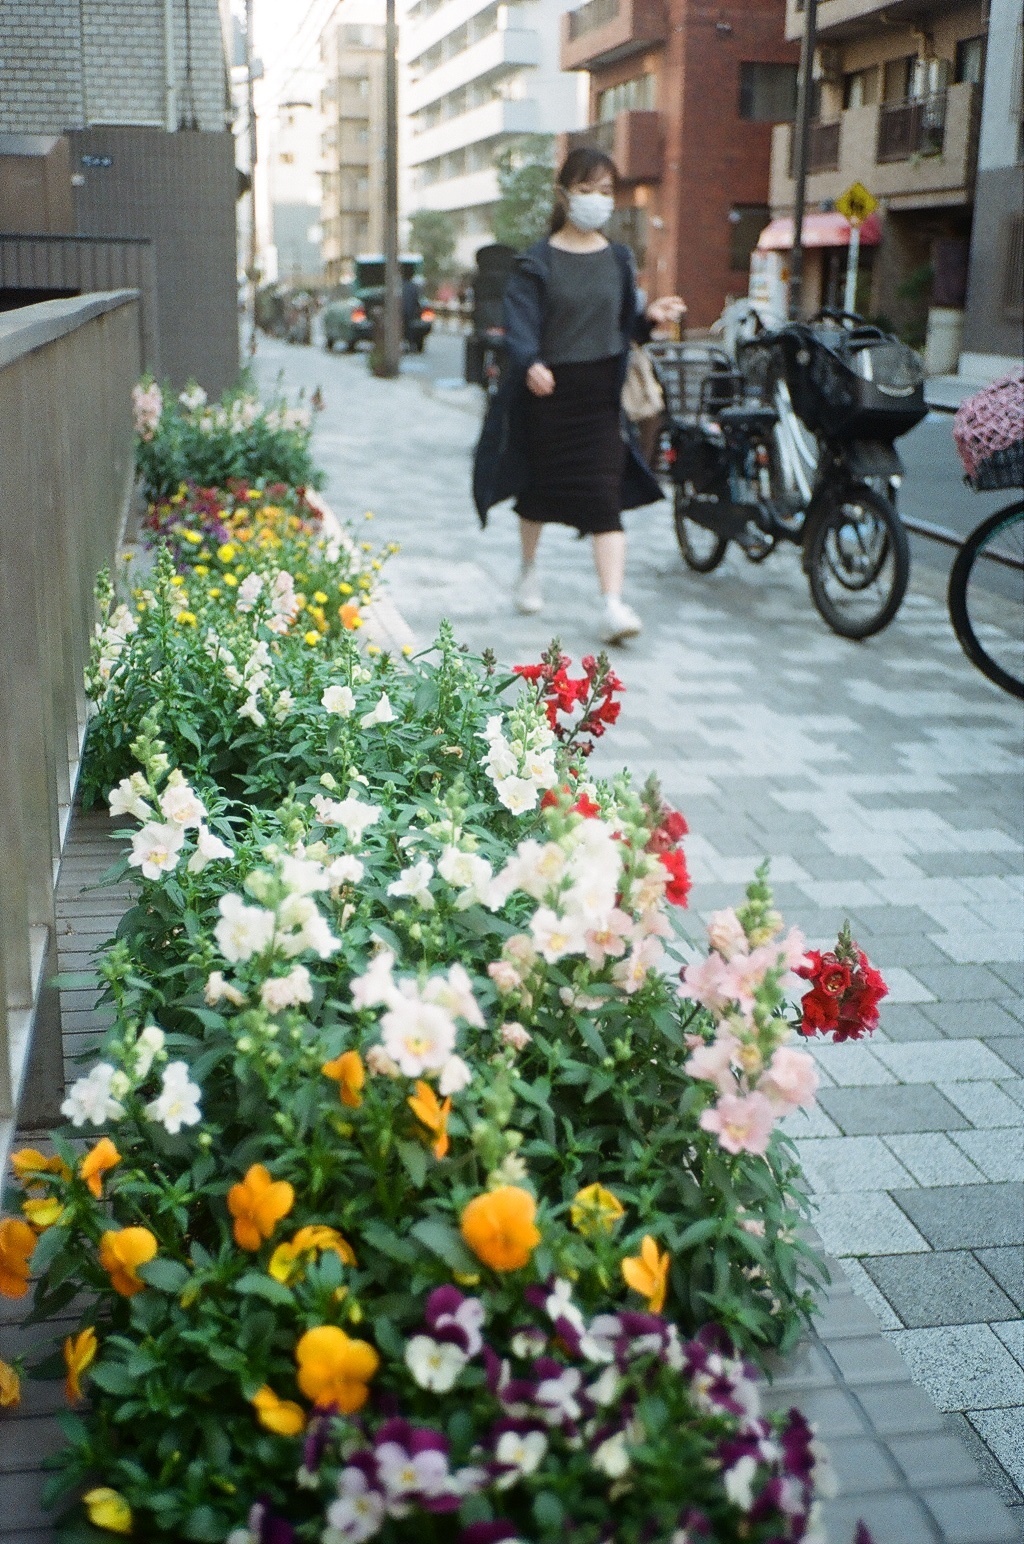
953, 372, 1024, 477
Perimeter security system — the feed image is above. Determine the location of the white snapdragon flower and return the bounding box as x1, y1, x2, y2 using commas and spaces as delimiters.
529, 906, 588, 964
494, 776, 541, 815
423, 963, 485, 1027
187, 825, 233, 874
380, 996, 457, 1077
215, 893, 276, 963
326, 854, 364, 893
360, 691, 396, 728
332, 794, 381, 845
273, 689, 294, 723
129, 820, 185, 880
108, 773, 153, 822
235, 572, 264, 613
158, 771, 206, 829
61, 1062, 125, 1127
145, 1061, 202, 1134
279, 855, 329, 896
437, 848, 493, 908
260, 964, 314, 1013
238, 695, 266, 728
404, 1335, 467, 1392
321, 684, 355, 716
204, 970, 248, 1007
133, 1024, 166, 1079
351, 949, 398, 1010
275, 893, 340, 960
438, 1054, 472, 1095
386, 859, 435, 909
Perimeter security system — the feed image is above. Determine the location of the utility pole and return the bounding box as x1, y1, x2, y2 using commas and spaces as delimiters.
376, 0, 402, 377
244, 0, 260, 354
788, 0, 819, 320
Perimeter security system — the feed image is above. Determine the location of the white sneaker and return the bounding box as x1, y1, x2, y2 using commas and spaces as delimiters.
600, 595, 642, 644
514, 565, 543, 615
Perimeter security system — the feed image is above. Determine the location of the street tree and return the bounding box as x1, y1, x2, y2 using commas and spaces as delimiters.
408, 209, 457, 295
492, 135, 556, 252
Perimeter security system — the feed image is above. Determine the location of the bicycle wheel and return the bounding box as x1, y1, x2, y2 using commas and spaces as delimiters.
806, 484, 909, 638
673, 486, 729, 573
948, 501, 1024, 700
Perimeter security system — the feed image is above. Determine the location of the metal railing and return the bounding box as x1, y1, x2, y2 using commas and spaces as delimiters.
787, 119, 840, 175
0, 292, 140, 1169
877, 91, 947, 162
568, 0, 620, 41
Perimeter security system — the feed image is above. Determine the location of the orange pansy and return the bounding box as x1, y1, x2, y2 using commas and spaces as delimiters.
621, 1234, 671, 1315
80, 1138, 122, 1199
338, 603, 362, 631
98, 1227, 158, 1297
227, 1164, 295, 1252
321, 1050, 365, 1109
460, 1185, 541, 1273
0, 1357, 20, 1407
0, 1217, 37, 1298
252, 1384, 307, 1436
295, 1325, 379, 1413
407, 1081, 451, 1159
22, 1196, 63, 1229
268, 1224, 357, 1284
10, 1148, 71, 1186
64, 1327, 98, 1402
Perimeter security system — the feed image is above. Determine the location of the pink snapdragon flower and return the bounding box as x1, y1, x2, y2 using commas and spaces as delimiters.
706, 908, 748, 960
699, 1091, 777, 1156
684, 1035, 740, 1095
760, 1045, 819, 1111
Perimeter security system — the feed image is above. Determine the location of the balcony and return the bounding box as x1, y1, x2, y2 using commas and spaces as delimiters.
406, 96, 540, 166
770, 80, 979, 211
784, 0, 969, 44
560, 0, 666, 74
564, 108, 663, 181
405, 26, 541, 115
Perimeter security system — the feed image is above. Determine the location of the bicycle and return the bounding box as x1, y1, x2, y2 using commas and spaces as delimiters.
948, 395, 1024, 699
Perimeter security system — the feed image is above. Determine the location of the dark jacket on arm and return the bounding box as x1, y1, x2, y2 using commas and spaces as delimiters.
471, 238, 663, 526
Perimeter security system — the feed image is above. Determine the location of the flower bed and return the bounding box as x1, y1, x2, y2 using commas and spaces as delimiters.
0, 392, 886, 1544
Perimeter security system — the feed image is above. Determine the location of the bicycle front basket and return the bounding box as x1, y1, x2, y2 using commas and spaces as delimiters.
792, 329, 926, 442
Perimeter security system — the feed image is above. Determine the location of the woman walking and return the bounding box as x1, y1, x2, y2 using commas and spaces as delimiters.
473, 147, 685, 643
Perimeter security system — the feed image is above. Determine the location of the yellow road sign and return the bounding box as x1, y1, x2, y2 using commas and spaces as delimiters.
835, 182, 878, 226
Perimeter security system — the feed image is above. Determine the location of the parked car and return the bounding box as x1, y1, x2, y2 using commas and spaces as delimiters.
323, 256, 434, 352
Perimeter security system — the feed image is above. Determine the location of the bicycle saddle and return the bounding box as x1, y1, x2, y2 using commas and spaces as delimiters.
718, 403, 778, 432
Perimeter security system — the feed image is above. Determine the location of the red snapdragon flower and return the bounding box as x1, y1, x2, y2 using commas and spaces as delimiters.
513, 645, 625, 756
796, 926, 887, 1041
659, 847, 691, 907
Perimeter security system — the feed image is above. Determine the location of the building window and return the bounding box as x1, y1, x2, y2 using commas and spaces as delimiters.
883, 56, 913, 102
729, 205, 769, 272
596, 73, 655, 122
739, 62, 798, 122
843, 67, 878, 109
955, 36, 985, 85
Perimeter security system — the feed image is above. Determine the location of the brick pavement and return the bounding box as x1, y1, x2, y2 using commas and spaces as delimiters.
255, 337, 1024, 1535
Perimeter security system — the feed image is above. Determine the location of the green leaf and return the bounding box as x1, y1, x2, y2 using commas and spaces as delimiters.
533, 1491, 565, 1529
361, 1221, 417, 1264
233, 1271, 294, 1306
397, 1139, 428, 1189
89, 1360, 138, 1396
137, 1257, 190, 1293
410, 1217, 478, 1274
676, 1217, 721, 1250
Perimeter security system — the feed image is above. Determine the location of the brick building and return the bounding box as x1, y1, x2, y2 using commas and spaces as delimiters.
0, 0, 239, 393
560, 0, 799, 326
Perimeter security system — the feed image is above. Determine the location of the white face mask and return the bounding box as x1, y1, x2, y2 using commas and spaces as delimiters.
566, 190, 614, 232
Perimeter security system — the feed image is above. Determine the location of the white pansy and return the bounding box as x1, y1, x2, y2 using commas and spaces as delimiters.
321, 683, 355, 716
359, 691, 396, 728
108, 773, 153, 822
404, 1334, 467, 1392
204, 970, 248, 1008
723, 1453, 758, 1511
380, 995, 457, 1077
351, 949, 398, 1010
438, 1054, 472, 1095
145, 1060, 202, 1134
214, 893, 276, 963
128, 820, 185, 880
386, 859, 435, 909
260, 964, 314, 1013
61, 1062, 125, 1127
187, 825, 233, 874
158, 771, 206, 828
592, 1429, 631, 1479
494, 1429, 547, 1488
133, 1024, 166, 1079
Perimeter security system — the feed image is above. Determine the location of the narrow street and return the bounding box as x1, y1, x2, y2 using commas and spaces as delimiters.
257, 332, 1024, 1527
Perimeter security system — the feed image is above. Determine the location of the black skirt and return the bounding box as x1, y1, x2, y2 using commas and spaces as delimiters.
515, 355, 625, 535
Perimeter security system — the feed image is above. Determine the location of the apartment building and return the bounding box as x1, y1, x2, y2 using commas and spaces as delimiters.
270, 84, 324, 285
770, 0, 994, 353
560, 0, 799, 328
0, 0, 238, 391
402, 0, 584, 268
319, 21, 386, 285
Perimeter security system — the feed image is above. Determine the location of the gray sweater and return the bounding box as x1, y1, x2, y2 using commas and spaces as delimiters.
540, 243, 623, 365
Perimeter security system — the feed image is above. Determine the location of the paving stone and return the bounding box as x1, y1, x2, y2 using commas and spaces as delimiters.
760, 1380, 869, 1437
1000, 1078, 1024, 1110
915, 964, 1017, 1000
818, 1492, 938, 1544
884, 1132, 989, 1187
803, 1042, 896, 1085
890, 1425, 988, 1489
817, 1083, 972, 1134
976, 1250, 1024, 1313
981, 1034, 1024, 1068
861, 1252, 1018, 1327
827, 1433, 905, 1493
939, 1081, 1024, 1128
777, 1102, 842, 1139
951, 1128, 1024, 1182
949, 1412, 1024, 1509
878, 1003, 947, 1041
838, 1257, 905, 1330
813, 1193, 931, 1258
891, 1183, 1024, 1249
970, 1408, 1024, 1492
793, 1135, 917, 1194
887, 1324, 1024, 1411
921, 1483, 1023, 1542
872, 1039, 1017, 1083
992, 1322, 1024, 1369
